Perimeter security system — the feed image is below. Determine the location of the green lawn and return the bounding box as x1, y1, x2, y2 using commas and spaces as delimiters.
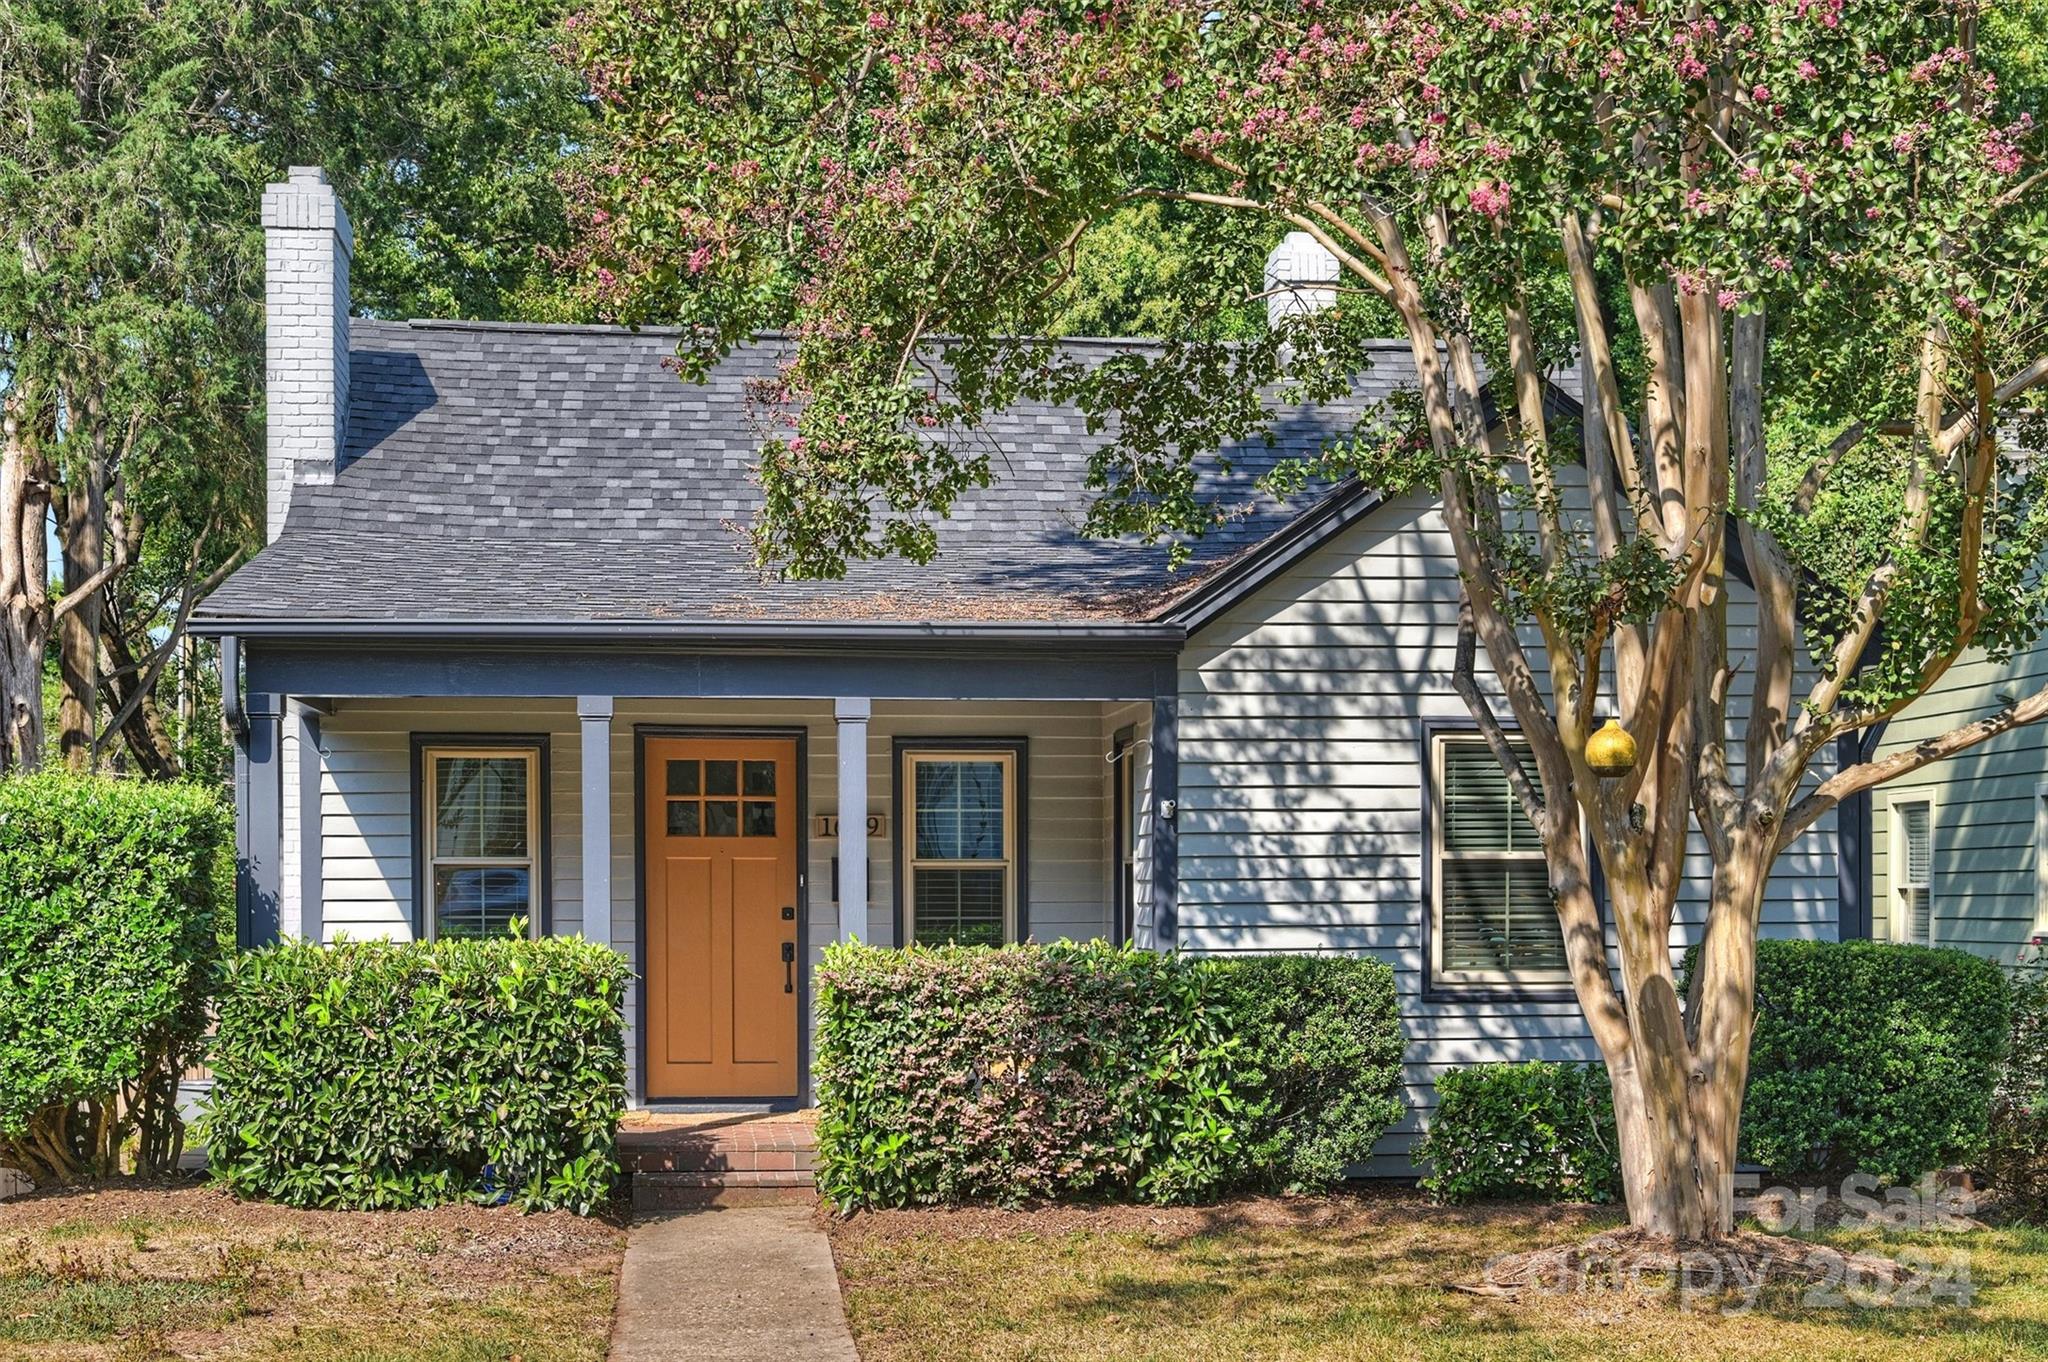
828, 1193, 2048, 1362
0, 1182, 624, 1361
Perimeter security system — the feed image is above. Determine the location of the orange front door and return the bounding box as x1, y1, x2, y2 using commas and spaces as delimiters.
644, 736, 800, 1099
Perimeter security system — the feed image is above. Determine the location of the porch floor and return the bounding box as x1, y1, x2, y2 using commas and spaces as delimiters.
619, 1111, 819, 1208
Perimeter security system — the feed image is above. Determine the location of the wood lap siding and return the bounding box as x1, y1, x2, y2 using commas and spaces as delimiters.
300, 697, 1120, 1100
1177, 488, 1839, 1171
1872, 643, 2048, 963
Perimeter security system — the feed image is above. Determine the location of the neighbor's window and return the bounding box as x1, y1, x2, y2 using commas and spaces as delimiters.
903, 750, 1017, 947
1894, 797, 1934, 946
1431, 734, 1568, 987
423, 746, 541, 940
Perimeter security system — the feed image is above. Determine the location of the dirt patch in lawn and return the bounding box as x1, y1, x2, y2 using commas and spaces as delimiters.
0, 1178, 625, 1361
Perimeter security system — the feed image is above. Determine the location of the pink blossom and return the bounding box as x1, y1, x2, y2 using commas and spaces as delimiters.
1767, 254, 1792, 272
1469, 180, 1511, 220
1953, 294, 1982, 319
1410, 138, 1443, 171
1717, 288, 1743, 309
1986, 131, 2025, 177
866, 11, 889, 29
1751, 85, 1770, 103
1840, 130, 1855, 150
686, 244, 712, 275
1798, 60, 1820, 80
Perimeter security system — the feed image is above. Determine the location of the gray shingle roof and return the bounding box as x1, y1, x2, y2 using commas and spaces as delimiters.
196, 320, 1425, 630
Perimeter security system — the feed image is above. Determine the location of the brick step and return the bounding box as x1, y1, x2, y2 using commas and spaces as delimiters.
620, 1146, 816, 1175
631, 1171, 818, 1210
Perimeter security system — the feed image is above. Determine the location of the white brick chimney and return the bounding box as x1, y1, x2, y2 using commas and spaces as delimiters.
1263, 230, 1341, 329
261, 166, 352, 543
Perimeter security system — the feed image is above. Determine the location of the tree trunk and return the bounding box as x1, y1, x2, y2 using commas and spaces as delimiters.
100, 625, 183, 779
0, 398, 53, 774
1584, 856, 1769, 1240
58, 461, 106, 771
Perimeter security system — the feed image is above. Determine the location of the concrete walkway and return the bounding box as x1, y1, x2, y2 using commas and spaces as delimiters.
609, 1206, 859, 1362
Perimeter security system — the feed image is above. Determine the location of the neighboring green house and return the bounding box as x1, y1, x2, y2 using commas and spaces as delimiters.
1866, 643, 2048, 966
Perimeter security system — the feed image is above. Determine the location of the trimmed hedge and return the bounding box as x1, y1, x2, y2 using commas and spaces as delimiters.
1727, 939, 2011, 1184
813, 942, 1405, 1208
1989, 965, 2048, 1219
1414, 1061, 1622, 1204
0, 775, 230, 1184
200, 933, 629, 1213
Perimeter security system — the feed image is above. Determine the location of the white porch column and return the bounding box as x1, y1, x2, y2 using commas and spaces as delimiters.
835, 697, 872, 944
577, 696, 614, 946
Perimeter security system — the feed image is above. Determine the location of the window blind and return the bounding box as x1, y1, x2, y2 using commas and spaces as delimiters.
1898, 800, 1933, 945
1436, 736, 1567, 981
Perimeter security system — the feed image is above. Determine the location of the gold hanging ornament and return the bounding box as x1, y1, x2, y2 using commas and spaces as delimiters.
1585, 719, 1638, 778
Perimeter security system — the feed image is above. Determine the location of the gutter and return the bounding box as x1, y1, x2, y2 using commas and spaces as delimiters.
188, 618, 1186, 651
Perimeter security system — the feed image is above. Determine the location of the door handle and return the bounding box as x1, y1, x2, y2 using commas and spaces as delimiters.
782, 941, 795, 993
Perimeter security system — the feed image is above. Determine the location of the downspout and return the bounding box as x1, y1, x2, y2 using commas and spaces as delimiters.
1834, 720, 1888, 941
221, 634, 246, 737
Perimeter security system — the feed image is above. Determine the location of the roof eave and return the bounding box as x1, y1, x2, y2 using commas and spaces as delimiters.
1155, 479, 1386, 635
187, 616, 1187, 651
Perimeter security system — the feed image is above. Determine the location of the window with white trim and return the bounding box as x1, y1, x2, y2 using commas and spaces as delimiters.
1893, 796, 1934, 946
422, 745, 541, 940
1430, 734, 1568, 986
903, 749, 1017, 947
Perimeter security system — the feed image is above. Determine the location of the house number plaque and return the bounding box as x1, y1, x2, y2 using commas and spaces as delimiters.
813, 814, 885, 839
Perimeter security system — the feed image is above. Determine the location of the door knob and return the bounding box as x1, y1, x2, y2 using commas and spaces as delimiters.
781, 941, 795, 993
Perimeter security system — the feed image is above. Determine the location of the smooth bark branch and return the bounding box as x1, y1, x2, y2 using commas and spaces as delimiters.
1780, 680, 2048, 848
1732, 310, 1796, 782
1452, 599, 1547, 831
1796, 331, 1949, 737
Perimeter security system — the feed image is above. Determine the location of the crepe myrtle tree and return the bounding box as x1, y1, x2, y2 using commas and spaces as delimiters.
567, 0, 2048, 1237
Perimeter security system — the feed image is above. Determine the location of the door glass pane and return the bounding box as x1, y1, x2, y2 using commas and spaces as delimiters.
914, 868, 1006, 947
914, 759, 1006, 860
706, 760, 739, 796
706, 800, 739, 837
743, 760, 777, 796
667, 801, 700, 837
434, 756, 529, 858
743, 801, 776, 837
666, 760, 700, 796
434, 867, 531, 940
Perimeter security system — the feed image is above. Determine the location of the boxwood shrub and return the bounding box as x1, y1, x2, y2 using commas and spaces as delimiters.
200, 933, 629, 1213
1989, 965, 2048, 1219
1720, 939, 2011, 1184
0, 774, 230, 1185
812, 942, 1405, 1208
1414, 1061, 1622, 1204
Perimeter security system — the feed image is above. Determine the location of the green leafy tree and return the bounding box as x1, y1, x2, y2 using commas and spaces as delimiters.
0, 0, 590, 779
569, 0, 2048, 1237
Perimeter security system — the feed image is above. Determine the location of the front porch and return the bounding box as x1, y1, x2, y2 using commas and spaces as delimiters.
229, 632, 1182, 1106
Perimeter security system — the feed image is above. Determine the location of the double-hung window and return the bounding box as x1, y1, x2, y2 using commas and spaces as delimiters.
1893, 796, 1935, 946
902, 748, 1019, 947
420, 743, 543, 941
1430, 733, 1568, 987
